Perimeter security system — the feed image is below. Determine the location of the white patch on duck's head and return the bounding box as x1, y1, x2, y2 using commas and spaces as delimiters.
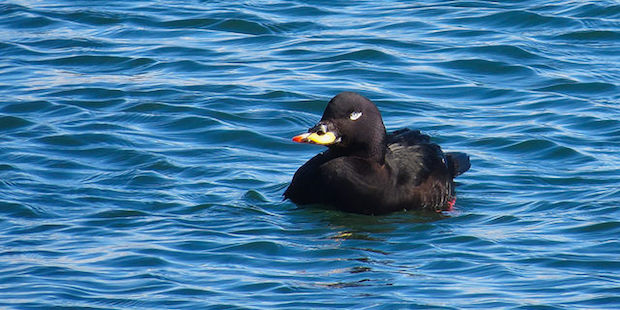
349, 111, 362, 121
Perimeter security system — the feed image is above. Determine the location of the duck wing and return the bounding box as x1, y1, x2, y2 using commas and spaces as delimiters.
382, 128, 463, 212
387, 128, 470, 179
387, 128, 431, 145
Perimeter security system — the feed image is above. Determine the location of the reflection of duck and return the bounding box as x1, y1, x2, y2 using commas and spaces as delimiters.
284, 92, 470, 215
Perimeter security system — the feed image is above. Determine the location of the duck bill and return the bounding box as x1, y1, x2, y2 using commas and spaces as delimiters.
292, 131, 339, 145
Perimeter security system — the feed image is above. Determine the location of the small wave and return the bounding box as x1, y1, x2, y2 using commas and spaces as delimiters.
315, 48, 398, 63
1, 13, 57, 29
47, 87, 126, 100
436, 58, 535, 76
535, 82, 617, 96
0, 201, 44, 219
35, 55, 156, 73
36, 133, 133, 149
0, 42, 45, 57
562, 221, 620, 237
457, 45, 543, 61
160, 18, 218, 29
26, 38, 114, 50
100, 254, 171, 268
210, 18, 272, 35
0, 115, 33, 131
553, 30, 620, 41
560, 3, 620, 19
449, 10, 579, 30
500, 138, 588, 161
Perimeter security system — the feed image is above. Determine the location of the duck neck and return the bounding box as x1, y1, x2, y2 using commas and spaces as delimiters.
366, 135, 387, 165
365, 126, 388, 164
333, 134, 387, 164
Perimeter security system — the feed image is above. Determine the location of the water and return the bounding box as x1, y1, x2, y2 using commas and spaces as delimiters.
1, 0, 619, 308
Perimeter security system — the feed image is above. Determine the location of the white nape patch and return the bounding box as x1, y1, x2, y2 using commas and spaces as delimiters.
349, 111, 362, 121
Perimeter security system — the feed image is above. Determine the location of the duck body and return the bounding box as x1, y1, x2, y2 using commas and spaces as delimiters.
284, 92, 470, 215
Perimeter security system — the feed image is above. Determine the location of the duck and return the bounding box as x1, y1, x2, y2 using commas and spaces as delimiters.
284, 92, 470, 215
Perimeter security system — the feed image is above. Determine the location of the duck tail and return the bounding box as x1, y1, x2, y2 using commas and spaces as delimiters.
445, 152, 470, 178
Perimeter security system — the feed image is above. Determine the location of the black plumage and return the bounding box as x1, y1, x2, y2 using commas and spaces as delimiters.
284, 92, 470, 215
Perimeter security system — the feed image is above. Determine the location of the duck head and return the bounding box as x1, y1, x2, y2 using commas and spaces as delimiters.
293, 92, 387, 160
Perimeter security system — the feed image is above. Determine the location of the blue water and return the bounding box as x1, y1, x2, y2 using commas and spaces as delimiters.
1, 0, 619, 308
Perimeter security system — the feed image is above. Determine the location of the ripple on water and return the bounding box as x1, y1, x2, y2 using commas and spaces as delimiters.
554, 30, 620, 41
449, 10, 580, 30
35, 56, 157, 73
0, 115, 33, 131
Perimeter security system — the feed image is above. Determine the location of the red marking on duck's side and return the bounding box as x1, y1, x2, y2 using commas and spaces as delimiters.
436, 198, 456, 213
446, 197, 456, 211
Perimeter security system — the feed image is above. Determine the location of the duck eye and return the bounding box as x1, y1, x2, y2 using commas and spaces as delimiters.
349, 111, 362, 121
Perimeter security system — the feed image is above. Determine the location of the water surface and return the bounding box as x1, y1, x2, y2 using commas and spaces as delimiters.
1, 0, 619, 309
